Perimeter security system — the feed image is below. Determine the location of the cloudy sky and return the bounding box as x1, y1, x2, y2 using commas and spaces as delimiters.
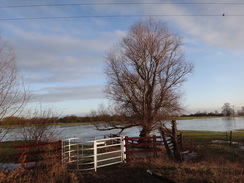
1, 0, 244, 116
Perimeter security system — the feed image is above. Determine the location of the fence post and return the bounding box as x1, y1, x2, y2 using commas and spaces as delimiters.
20, 147, 26, 169
68, 139, 71, 163
179, 133, 183, 150
59, 140, 62, 164
229, 131, 232, 147
93, 140, 97, 172
124, 136, 130, 162
123, 137, 126, 161
120, 137, 126, 162
61, 140, 65, 167
76, 139, 79, 170
153, 135, 157, 157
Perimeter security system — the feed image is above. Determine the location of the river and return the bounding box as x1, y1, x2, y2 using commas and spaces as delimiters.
2, 117, 244, 141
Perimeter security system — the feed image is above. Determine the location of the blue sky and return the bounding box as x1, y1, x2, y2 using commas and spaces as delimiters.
1, 0, 244, 116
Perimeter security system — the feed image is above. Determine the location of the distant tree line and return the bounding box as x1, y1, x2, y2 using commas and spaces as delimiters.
181, 111, 223, 118
58, 114, 132, 124
182, 103, 244, 117
1, 103, 244, 125
0, 114, 126, 125
0, 116, 58, 125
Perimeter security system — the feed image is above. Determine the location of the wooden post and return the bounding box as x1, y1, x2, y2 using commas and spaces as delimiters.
124, 136, 130, 162
161, 129, 173, 160
229, 131, 232, 147
178, 133, 183, 150
171, 120, 182, 162
59, 140, 62, 162
153, 135, 157, 157
20, 147, 26, 169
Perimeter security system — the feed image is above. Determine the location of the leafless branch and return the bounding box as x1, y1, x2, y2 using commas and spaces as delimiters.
95, 18, 193, 137
0, 36, 30, 141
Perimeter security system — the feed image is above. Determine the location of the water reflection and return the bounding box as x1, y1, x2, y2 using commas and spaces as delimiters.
2, 117, 244, 141
177, 117, 243, 132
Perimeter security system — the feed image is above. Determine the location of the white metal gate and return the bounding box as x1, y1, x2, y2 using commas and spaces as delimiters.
62, 137, 126, 171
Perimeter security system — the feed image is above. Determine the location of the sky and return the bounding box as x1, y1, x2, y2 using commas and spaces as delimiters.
1, 0, 244, 116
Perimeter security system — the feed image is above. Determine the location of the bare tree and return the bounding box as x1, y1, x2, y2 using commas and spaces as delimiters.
237, 106, 244, 116
19, 106, 60, 144
96, 18, 193, 137
92, 103, 137, 136
222, 103, 234, 116
0, 36, 29, 141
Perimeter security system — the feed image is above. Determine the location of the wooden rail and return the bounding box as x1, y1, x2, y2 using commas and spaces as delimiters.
14, 141, 62, 169
124, 136, 164, 161
13, 134, 184, 170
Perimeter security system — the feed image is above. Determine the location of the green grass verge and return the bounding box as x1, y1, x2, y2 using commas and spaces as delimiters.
1, 130, 243, 163
181, 130, 244, 163
0, 141, 24, 163
176, 116, 222, 120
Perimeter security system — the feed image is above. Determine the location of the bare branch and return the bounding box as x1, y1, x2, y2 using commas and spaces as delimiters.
0, 36, 30, 141
97, 18, 193, 137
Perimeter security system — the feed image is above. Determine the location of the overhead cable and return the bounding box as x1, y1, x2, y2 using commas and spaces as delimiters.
0, 14, 242, 21
1, 2, 244, 8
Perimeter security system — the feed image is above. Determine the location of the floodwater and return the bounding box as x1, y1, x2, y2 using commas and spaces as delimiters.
2, 117, 244, 141
174, 117, 244, 132
2, 117, 243, 171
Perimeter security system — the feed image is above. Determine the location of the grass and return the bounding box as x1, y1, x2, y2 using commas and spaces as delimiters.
0, 130, 244, 182
0, 141, 24, 163
176, 116, 244, 120
181, 130, 244, 163
176, 116, 223, 120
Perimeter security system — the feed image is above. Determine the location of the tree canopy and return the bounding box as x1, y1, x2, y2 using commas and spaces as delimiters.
96, 18, 193, 137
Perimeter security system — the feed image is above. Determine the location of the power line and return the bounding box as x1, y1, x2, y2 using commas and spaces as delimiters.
0, 14, 243, 21
1, 2, 244, 8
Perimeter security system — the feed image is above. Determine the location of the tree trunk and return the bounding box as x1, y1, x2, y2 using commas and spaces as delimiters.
138, 127, 151, 143
171, 120, 182, 162
139, 127, 151, 137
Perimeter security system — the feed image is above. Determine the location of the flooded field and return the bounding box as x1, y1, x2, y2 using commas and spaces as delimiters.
2, 117, 244, 141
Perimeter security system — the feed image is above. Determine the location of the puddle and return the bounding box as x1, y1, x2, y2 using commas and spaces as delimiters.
181, 150, 198, 161
0, 163, 19, 171
212, 140, 244, 150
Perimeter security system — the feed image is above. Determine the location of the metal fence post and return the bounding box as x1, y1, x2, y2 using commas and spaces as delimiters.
94, 140, 97, 172
68, 139, 71, 163
76, 139, 79, 170
120, 137, 126, 162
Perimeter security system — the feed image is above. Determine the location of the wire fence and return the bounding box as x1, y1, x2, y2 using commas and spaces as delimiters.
182, 130, 244, 149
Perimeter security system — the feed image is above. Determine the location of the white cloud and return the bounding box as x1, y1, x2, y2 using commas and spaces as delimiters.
1, 0, 244, 112
162, 1, 244, 51
30, 85, 105, 103
3, 25, 124, 84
